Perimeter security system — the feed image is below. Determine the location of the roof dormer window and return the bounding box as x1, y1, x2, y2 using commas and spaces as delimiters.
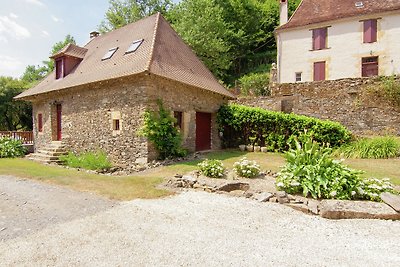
125, 39, 143, 54
102, 47, 118, 60
55, 58, 64, 79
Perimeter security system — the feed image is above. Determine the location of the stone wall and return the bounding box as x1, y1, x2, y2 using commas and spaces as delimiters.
31, 73, 228, 167
233, 77, 400, 135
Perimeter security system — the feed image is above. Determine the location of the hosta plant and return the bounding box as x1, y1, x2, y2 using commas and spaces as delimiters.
233, 157, 261, 178
198, 159, 225, 178
0, 137, 27, 158
276, 138, 397, 201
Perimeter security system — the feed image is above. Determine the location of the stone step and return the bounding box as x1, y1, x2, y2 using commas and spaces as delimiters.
29, 153, 61, 161
39, 147, 66, 153
37, 150, 67, 156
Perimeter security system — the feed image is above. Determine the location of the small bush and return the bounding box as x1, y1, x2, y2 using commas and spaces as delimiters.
60, 151, 112, 170
198, 159, 225, 178
233, 157, 260, 178
335, 136, 400, 159
382, 75, 400, 105
239, 72, 270, 96
218, 104, 351, 151
276, 138, 396, 201
140, 99, 187, 160
0, 137, 27, 158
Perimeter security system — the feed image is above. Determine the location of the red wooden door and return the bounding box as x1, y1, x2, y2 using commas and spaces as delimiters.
196, 112, 211, 151
56, 104, 62, 141
313, 61, 326, 81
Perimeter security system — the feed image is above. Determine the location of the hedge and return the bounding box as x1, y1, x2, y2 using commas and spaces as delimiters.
217, 104, 351, 151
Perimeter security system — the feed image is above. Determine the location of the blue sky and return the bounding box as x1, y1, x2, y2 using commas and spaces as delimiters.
0, 0, 179, 78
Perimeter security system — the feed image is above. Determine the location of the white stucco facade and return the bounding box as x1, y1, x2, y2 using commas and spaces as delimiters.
276, 11, 400, 83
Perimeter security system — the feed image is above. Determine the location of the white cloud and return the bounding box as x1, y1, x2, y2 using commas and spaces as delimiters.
25, 0, 46, 7
51, 15, 63, 23
0, 35, 8, 43
9, 13, 18, 19
0, 15, 31, 40
41, 30, 50, 37
0, 55, 23, 77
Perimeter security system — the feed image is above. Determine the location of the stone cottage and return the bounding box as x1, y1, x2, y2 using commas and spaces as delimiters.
15, 13, 235, 166
276, 0, 400, 83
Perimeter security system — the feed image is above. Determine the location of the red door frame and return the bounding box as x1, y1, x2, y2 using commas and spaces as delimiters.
195, 112, 211, 151
56, 104, 62, 141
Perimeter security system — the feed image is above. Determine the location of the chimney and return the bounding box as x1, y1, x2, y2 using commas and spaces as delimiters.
280, 0, 288, 26
90, 31, 100, 39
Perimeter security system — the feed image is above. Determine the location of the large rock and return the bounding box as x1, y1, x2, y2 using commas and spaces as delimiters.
380, 192, 400, 212
217, 182, 250, 192
319, 200, 400, 220
254, 192, 273, 202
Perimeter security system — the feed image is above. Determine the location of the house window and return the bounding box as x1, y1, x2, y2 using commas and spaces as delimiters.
38, 113, 43, 132
362, 57, 378, 77
125, 39, 144, 54
313, 61, 326, 81
102, 47, 118, 60
55, 59, 63, 79
312, 28, 327, 50
113, 119, 120, 131
363, 19, 377, 43
295, 72, 302, 82
174, 111, 183, 129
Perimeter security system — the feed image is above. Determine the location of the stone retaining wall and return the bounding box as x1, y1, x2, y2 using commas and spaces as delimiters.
233, 77, 400, 135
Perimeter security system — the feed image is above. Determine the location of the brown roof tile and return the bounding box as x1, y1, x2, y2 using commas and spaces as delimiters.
16, 13, 234, 100
278, 0, 400, 31
50, 43, 88, 59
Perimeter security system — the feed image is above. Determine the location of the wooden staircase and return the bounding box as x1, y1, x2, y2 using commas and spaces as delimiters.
28, 141, 67, 164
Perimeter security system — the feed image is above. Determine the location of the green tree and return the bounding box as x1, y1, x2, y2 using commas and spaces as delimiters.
21, 65, 48, 85
0, 77, 32, 131
99, 0, 173, 32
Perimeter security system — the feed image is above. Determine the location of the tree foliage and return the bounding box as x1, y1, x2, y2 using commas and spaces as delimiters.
0, 77, 32, 131
99, 0, 173, 32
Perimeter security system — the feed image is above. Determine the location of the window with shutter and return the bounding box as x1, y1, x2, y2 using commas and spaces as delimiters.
363, 19, 377, 43
312, 28, 327, 50
362, 57, 378, 77
313, 61, 326, 81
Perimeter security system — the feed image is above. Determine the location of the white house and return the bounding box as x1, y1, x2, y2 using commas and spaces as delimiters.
275, 0, 400, 83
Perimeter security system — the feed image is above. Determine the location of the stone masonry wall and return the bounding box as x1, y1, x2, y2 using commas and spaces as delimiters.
31, 73, 228, 167
233, 77, 400, 135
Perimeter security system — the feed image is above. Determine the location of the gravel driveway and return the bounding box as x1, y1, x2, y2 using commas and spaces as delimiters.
0, 177, 399, 266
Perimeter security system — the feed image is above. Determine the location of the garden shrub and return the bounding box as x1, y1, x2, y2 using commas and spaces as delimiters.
233, 157, 260, 178
140, 99, 187, 160
382, 75, 400, 106
198, 159, 225, 178
276, 138, 397, 201
218, 104, 351, 151
335, 136, 400, 159
238, 72, 270, 96
60, 151, 112, 170
0, 137, 27, 158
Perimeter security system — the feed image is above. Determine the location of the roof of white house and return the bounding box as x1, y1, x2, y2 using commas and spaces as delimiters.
17, 13, 235, 100
278, 0, 400, 31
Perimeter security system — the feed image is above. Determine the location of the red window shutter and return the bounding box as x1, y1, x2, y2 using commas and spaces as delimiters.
364, 19, 377, 43
313, 62, 326, 81
38, 113, 43, 132
312, 28, 327, 50
56, 59, 63, 79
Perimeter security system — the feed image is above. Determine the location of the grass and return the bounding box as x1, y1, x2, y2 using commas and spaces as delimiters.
0, 158, 171, 200
0, 149, 398, 200
60, 151, 112, 170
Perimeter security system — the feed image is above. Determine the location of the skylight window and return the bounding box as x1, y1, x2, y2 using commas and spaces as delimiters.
125, 39, 143, 54
102, 47, 118, 60
355, 2, 364, 8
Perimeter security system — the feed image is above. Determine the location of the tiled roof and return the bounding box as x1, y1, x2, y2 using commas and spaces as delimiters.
17, 13, 235, 99
278, 0, 400, 31
50, 43, 88, 59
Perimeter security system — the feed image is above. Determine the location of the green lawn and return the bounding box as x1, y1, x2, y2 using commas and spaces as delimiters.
0, 150, 398, 201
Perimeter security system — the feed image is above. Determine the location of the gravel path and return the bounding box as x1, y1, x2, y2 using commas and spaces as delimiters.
0, 175, 117, 241
1, 188, 399, 266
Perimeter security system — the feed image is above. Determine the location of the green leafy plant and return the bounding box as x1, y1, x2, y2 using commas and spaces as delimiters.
335, 136, 400, 159
140, 99, 187, 160
382, 75, 400, 105
0, 137, 27, 158
60, 151, 112, 171
233, 157, 261, 178
239, 72, 270, 96
198, 159, 225, 178
218, 104, 351, 151
276, 138, 396, 201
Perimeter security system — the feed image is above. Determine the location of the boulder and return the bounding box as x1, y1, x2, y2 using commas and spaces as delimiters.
217, 182, 250, 192
380, 192, 400, 213
254, 192, 274, 202
319, 200, 400, 220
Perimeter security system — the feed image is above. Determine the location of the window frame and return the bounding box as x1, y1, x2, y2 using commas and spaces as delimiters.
55, 58, 64, 79
295, 72, 302, 82
102, 47, 118, 61
112, 119, 120, 131
361, 56, 379, 77
363, 19, 378, 43
125, 39, 144, 54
